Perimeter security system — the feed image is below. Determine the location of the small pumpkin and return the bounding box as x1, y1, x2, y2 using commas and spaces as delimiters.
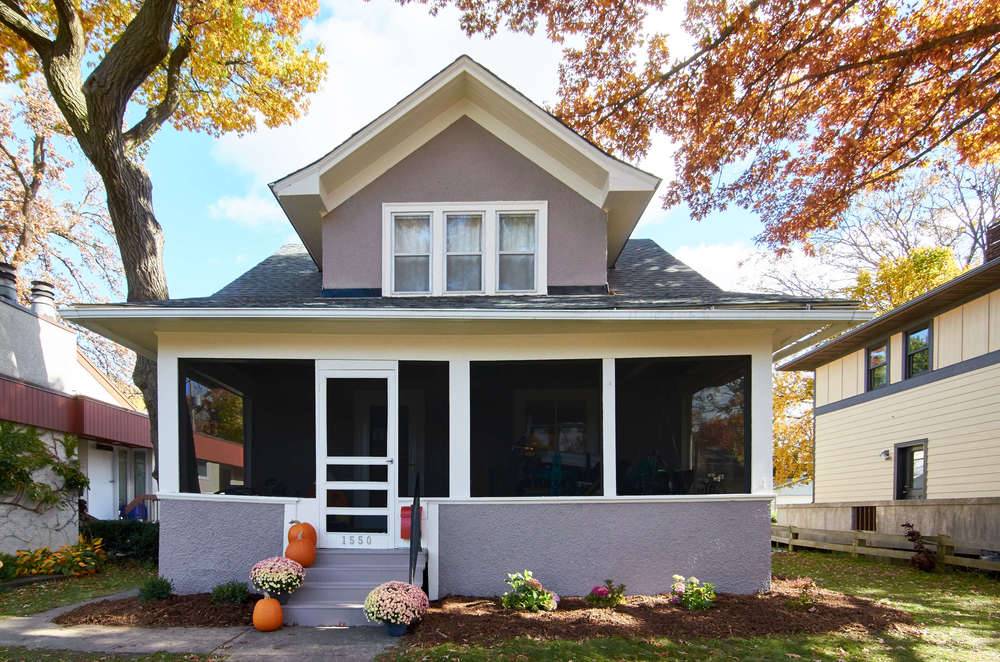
285, 537, 316, 568
253, 597, 283, 632
287, 520, 317, 545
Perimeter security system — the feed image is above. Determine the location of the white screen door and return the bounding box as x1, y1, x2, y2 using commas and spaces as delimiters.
316, 363, 397, 548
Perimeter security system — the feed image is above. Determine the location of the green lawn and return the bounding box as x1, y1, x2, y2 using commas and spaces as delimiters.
385, 550, 1000, 661
0, 563, 155, 617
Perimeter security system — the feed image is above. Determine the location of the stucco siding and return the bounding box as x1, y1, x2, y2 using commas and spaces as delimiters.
437, 500, 771, 596
159, 498, 284, 593
814, 361, 1000, 503
323, 116, 608, 291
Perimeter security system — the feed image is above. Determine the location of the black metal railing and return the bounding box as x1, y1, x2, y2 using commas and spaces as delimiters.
409, 473, 421, 585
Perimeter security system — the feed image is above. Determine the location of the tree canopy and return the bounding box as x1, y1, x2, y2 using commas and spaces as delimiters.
848, 246, 965, 315
420, 0, 1000, 250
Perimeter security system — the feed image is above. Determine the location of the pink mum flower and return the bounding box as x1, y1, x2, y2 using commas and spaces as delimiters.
591, 585, 610, 597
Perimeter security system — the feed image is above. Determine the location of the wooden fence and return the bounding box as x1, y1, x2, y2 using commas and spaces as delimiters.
771, 524, 1000, 572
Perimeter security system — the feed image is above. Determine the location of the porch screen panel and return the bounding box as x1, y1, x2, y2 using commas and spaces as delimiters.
615, 356, 750, 495
470, 360, 602, 497
399, 361, 450, 497
326, 378, 388, 457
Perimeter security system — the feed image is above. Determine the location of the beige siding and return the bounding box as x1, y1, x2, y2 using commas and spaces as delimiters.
962, 295, 991, 360
814, 361, 1000, 503
841, 351, 860, 399
827, 357, 843, 402
936, 307, 964, 368
815, 364, 829, 406
991, 290, 1000, 352
889, 333, 903, 383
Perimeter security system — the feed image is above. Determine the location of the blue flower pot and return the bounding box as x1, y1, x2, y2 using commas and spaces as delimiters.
385, 622, 407, 636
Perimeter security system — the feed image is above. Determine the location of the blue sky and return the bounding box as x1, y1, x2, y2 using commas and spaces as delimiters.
127, 0, 767, 299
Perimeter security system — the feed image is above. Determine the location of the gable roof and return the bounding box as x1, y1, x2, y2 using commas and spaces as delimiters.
269, 55, 661, 268
780, 255, 1000, 371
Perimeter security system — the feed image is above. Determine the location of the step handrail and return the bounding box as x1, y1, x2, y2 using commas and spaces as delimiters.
408, 472, 421, 585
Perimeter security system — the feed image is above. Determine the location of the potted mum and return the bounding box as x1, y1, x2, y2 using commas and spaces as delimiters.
250, 556, 304, 604
363, 581, 429, 636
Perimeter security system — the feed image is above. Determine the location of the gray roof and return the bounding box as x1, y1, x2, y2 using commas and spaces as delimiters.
130, 240, 854, 311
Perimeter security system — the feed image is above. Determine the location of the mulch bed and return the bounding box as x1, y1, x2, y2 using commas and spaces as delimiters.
405, 577, 915, 647
54, 594, 260, 627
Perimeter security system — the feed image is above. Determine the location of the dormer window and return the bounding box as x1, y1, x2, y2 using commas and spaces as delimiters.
383, 202, 547, 296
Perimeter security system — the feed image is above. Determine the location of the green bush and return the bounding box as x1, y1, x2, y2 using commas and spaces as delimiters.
500, 570, 558, 612
139, 576, 173, 602
670, 575, 717, 611
585, 579, 627, 608
0, 552, 16, 581
81, 519, 158, 564
211, 580, 250, 605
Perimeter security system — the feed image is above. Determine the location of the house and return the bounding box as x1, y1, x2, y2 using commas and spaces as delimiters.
63, 56, 865, 624
778, 229, 1000, 552
0, 266, 154, 554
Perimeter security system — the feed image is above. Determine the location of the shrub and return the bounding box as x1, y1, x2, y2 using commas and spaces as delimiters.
0, 553, 16, 582
500, 570, 559, 612
363, 581, 429, 625
249, 556, 304, 597
15, 537, 106, 577
139, 576, 173, 602
81, 519, 159, 564
902, 522, 936, 572
211, 580, 250, 605
585, 579, 627, 608
670, 574, 716, 611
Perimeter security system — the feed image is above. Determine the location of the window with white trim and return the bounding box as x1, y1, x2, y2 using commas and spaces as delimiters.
383, 202, 547, 296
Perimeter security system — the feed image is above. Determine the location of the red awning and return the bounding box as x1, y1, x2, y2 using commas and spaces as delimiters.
0, 374, 151, 448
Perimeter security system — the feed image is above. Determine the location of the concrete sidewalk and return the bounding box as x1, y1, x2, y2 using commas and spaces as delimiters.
0, 591, 398, 661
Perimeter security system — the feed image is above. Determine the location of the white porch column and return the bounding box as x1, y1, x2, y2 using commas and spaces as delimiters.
449, 359, 470, 498
750, 346, 774, 495
156, 349, 180, 493
601, 358, 617, 496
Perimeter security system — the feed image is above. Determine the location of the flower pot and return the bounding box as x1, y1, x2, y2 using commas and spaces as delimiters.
385, 622, 407, 636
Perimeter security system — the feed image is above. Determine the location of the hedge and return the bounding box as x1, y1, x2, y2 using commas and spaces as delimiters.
81, 519, 158, 564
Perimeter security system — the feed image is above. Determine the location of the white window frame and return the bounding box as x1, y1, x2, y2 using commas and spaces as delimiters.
444, 211, 485, 294
382, 202, 548, 297
388, 211, 434, 295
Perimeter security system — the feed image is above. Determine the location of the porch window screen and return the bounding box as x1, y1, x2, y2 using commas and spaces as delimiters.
615, 356, 750, 495
470, 359, 602, 497
497, 212, 536, 291
393, 214, 432, 293
399, 361, 450, 497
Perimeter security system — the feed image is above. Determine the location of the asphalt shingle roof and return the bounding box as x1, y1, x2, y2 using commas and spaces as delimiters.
126, 239, 853, 311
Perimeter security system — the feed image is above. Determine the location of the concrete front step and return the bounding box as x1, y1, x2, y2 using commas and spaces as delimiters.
282, 601, 371, 627
305, 565, 412, 584
293, 582, 378, 603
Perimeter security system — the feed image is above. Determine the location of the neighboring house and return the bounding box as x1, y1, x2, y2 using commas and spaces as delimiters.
775, 481, 813, 506
778, 230, 1000, 552
0, 267, 154, 553
64, 56, 864, 624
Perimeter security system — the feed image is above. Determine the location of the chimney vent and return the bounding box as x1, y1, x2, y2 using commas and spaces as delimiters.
30, 280, 57, 320
987, 222, 1000, 263
0, 263, 16, 304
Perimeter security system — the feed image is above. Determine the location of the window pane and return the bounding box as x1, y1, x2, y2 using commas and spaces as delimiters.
907, 328, 929, 354
616, 357, 749, 495
470, 360, 602, 497
499, 213, 535, 251
117, 450, 128, 507
399, 362, 450, 497
326, 378, 388, 457
868, 345, 887, 368
394, 256, 430, 292
870, 364, 888, 388
326, 515, 387, 534
498, 254, 535, 291
394, 215, 430, 254
447, 255, 482, 291
327, 465, 388, 482
912, 448, 925, 489
133, 452, 146, 496
908, 349, 929, 377
446, 214, 481, 252
185, 375, 245, 495
326, 489, 388, 508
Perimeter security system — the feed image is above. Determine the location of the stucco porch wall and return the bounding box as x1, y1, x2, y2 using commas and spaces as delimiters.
436, 498, 772, 597
158, 496, 288, 593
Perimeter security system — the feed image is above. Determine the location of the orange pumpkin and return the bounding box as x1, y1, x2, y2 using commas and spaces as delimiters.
285, 537, 316, 568
253, 597, 283, 632
287, 520, 317, 545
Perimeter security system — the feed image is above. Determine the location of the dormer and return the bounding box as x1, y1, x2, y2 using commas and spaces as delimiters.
269, 56, 660, 296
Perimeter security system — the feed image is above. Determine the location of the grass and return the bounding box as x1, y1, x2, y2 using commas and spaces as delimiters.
0, 650, 219, 661
384, 549, 1000, 661
0, 562, 156, 617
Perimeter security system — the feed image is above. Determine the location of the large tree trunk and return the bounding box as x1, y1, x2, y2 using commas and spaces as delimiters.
88, 140, 168, 482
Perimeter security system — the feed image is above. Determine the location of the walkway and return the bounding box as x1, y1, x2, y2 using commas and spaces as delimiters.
0, 591, 398, 661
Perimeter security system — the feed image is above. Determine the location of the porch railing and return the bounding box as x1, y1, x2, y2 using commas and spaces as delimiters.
122, 493, 159, 523
409, 473, 421, 585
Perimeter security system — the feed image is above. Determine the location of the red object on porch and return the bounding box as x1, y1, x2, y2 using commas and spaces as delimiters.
400, 505, 423, 540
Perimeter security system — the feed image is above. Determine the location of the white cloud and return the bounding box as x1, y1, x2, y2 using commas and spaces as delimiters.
208, 193, 286, 228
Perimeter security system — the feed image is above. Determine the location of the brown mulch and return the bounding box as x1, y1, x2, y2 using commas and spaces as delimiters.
406, 577, 915, 647
53, 594, 260, 627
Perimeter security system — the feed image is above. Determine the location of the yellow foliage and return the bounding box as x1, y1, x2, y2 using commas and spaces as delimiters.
773, 371, 814, 488
847, 247, 964, 315
14, 536, 106, 577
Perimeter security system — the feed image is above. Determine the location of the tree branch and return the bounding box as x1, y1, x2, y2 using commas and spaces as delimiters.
83, 0, 179, 134
0, 0, 52, 55
123, 37, 192, 152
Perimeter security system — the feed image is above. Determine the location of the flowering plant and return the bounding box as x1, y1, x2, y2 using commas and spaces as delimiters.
363, 581, 429, 626
670, 574, 716, 610
249, 556, 304, 597
500, 570, 559, 612
585, 579, 626, 608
